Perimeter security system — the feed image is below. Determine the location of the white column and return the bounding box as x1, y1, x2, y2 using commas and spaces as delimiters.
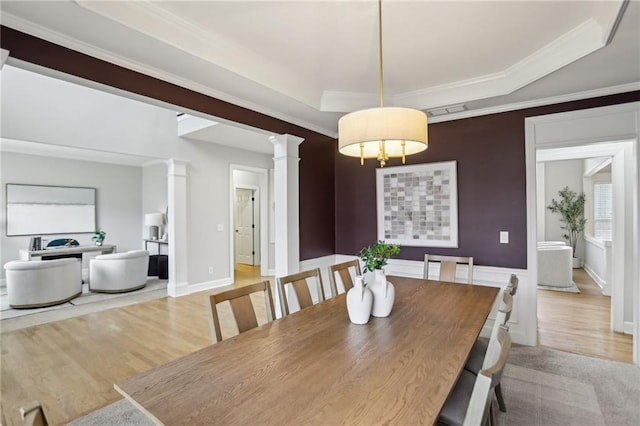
167, 159, 189, 297
270, 134, 304, 316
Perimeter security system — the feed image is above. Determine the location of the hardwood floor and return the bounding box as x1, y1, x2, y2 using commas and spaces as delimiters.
537, 267, 632, 364
0, 266, 273, 426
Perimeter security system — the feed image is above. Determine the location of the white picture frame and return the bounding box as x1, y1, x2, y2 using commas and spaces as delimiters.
376, 161, 458, 247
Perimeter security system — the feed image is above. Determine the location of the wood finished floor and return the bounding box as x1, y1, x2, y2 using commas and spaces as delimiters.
0, 265, 273, 426
1, 266, 634, 424
537, 267, 632, 364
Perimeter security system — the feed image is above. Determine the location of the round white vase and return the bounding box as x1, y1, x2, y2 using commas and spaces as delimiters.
346, 276, 373, 324
368, 269, 395, 318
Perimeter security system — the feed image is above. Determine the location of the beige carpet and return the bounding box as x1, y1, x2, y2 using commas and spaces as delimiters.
68, 346, 637, 425
1, 279, 168, 333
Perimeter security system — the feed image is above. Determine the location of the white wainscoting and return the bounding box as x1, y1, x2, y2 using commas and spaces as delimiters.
584, 235, 611, 295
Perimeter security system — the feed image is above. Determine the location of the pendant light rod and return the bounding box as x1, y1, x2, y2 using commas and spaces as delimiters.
378, 0, 384, 108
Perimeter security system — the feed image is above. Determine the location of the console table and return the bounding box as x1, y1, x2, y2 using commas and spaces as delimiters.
19, 244, 117, 261
143, 239, 168, 255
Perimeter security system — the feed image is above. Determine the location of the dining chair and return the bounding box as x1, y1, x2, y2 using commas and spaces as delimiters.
506, 273, 519, 296
277, 268, 325, 315
20, 401, 49, 426
463, 288, 513, 413
423, 254, 474, 283
328, 259, 362, 297
438, 325, 512, 426
208, 280, 275, 343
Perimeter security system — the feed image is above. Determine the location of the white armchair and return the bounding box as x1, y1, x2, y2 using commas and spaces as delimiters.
4, 258, 82, 308
89, 250, 150, 293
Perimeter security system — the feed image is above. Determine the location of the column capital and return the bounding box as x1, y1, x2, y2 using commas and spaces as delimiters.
270, 134, 304, 159
166, 158, 188, 176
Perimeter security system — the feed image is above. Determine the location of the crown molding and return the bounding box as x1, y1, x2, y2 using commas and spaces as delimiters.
428, 82, 640, 124
321, 18, 606, 112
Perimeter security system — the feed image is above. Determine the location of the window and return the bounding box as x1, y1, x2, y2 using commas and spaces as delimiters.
593, 183, 612, 240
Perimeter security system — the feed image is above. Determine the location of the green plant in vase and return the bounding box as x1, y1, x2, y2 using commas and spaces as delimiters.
358, 240, 400, 273
92, 227, 106, 246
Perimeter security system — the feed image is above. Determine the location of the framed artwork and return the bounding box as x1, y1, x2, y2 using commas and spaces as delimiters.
376, 161, 458, 247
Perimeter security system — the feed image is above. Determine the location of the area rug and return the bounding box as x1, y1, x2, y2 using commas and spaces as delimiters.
67, 346, 639, 425
537, 281, 580, 293
1, 279, 168, 333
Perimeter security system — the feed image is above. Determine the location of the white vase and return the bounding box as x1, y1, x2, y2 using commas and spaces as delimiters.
368, 269, 395, 318
346, 276, 373, 324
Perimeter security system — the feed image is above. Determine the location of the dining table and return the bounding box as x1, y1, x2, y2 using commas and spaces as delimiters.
115, 276, 499, 425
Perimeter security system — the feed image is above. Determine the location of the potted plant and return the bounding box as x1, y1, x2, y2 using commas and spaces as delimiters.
92, 227, 106, 246
358, 240, 401, 273
547, 186, 586, 268
358, 240, 400, 317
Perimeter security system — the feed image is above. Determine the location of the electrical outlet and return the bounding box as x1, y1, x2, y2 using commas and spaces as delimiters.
208, 266, 214, 274
217, 224, 224, 231
500, 231, 509, 244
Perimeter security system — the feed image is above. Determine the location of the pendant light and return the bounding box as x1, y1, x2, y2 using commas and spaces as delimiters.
338, 0, 428, 167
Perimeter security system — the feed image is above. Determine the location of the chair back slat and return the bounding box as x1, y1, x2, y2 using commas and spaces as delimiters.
209, 280, 274, 342
292, 278, 314, 309
277, 268, 325, 315
423, 254, 474, 283
328, 259, 362, 296
229, 295, 259, 333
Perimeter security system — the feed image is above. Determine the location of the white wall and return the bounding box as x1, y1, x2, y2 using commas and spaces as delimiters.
1, 65, 274, 290
1, 151, 142, 278
544, 159, 585, 261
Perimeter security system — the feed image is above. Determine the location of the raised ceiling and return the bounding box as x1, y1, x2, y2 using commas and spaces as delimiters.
1, 0, 639, 138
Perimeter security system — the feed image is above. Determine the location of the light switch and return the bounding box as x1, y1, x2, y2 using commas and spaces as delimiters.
500, 231, 509, 244
217, 224, 224, 231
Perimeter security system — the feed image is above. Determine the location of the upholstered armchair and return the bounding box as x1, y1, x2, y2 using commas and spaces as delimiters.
89, 250, 150, 293
4, 258, 82, 308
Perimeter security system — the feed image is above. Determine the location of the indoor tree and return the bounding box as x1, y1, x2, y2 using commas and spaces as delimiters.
547, 186, 586, 258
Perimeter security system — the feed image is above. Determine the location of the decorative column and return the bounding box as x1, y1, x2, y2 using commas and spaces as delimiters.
270, 134, 304, 316
167, 159, 189, 297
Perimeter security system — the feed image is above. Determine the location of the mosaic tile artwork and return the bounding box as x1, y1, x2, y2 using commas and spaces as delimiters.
377, 162, 457, 247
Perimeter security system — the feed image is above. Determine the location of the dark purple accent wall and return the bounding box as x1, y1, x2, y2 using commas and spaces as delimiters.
335, 92, 640, 269
0, 25, 337, 260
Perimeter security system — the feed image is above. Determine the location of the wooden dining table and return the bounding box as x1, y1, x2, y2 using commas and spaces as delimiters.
115, 276, 499, 425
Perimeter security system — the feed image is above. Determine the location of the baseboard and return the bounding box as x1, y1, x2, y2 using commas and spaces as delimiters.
624, 321, 633, 335
187, 277, 232, 295
583, 263, 609, 295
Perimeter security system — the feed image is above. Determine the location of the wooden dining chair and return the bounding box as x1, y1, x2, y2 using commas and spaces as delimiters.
464, 288, 513, 413
328, 259, 362, 297
423, 254, 474, 283
506, 273, 519, 296
277, 268, 325, 315
438, 325, 512, 426
208, 280, 275, 343
20, 401, 49, 426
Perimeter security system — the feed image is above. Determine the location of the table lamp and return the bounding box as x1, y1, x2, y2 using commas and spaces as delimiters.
145, 213, 164, 240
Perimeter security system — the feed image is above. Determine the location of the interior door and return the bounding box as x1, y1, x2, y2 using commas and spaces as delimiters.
235, 188, 254, 265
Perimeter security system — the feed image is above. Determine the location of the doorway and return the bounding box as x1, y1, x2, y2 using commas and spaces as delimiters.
525, 102, 640, 366
235, 187, 258, 266
230, 166, 270, 281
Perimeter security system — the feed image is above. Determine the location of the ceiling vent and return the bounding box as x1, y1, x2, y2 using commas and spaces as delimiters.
427, 104, 467, 117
